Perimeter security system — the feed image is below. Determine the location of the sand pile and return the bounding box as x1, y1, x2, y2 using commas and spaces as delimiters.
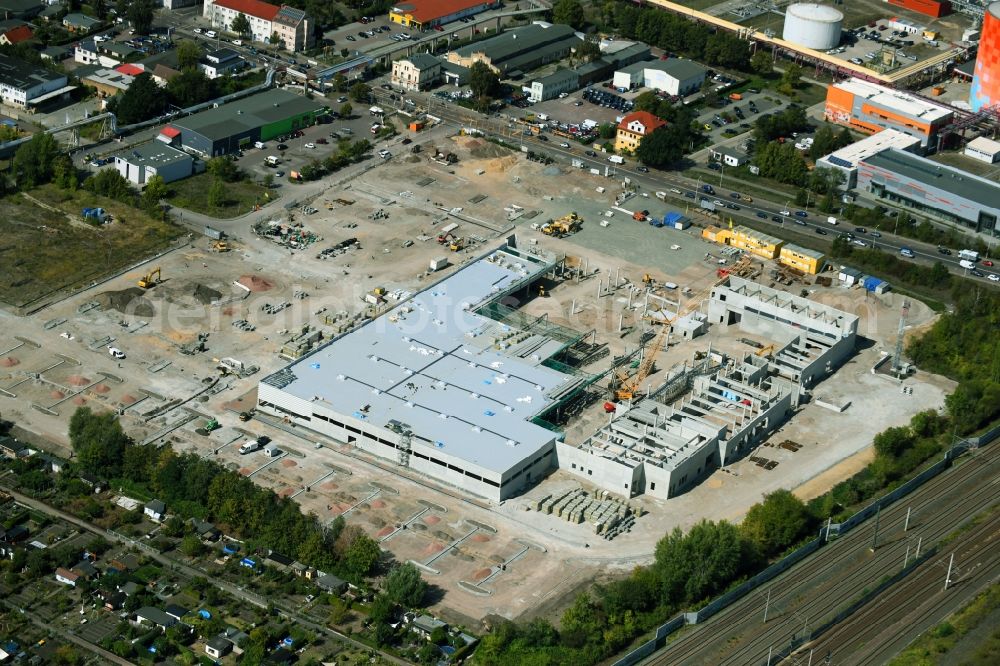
72, 396, 86, 405
376, 526, 394, 538
0, 357, 18, 367
92, 384, 110, 394
465, 139, 511, 160
471, 534, 490, 543
68, 375, 90, 386
371, 499, 386, 509
424, 515, 441, 525
281, 458, 297, 467
472, 568, 492, 580
97, 287, 154, 317
120, 394, 138, 405
237, 274, 274, 292
50, 390, 65, 399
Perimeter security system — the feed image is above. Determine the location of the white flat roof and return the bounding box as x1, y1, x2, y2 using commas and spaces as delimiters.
966, 136, 1000, 155
265, 244, 581, 475
819, 128, 921, 168
835, 78, 953, 122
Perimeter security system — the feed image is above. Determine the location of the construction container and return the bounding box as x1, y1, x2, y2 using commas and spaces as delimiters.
408, 121, 424, 132
204, 226, 225, 240
429, 256, 450, 271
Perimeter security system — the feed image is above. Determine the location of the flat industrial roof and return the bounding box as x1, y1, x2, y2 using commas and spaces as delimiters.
861, 149, 1000, 211
265, 244, 582, 474
818, 128, 921, 168
834, 78, 953, 123
168, 89, 325, 142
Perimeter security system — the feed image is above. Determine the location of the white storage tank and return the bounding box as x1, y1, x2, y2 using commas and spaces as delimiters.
782, 3, 844, 50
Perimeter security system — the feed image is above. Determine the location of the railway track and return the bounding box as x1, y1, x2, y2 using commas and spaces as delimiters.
643, 445, 1000, 665
796, 509, 1000, 665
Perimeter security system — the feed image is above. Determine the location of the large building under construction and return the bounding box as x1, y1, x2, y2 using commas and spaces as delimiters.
558, 277, 858, 499
257, 239, 596, 502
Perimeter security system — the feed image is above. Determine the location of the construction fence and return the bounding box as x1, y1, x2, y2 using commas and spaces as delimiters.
610, 429, 1000, 666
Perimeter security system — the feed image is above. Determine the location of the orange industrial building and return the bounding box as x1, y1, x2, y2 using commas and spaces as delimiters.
824, 78, 953, 148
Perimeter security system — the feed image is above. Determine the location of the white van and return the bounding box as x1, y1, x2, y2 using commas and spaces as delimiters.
206, 30, 217, 38
265, 155, 280, 166
254, 141, 266, 149
239, 439, 262, 455
108, 347, 125, 359
959, 259, 976, 270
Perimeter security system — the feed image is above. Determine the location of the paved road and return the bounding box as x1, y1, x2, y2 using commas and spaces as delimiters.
639, 444, 1000, 665
0, 484, 409, 666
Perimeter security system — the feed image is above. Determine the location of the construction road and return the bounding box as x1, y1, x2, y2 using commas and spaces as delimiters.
641, 444, 1000, 666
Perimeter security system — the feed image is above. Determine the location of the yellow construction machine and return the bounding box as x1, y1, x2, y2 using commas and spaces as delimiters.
449, 237, 466, 252
540, 212, 582, 238
138, 267, 162, 289
211, 240, 230, 252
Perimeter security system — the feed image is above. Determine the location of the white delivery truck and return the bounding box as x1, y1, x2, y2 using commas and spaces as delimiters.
239, 439, 262, 454
958, 249, 980, 262
959, 259, 976, 270
608, 155, 624, 164
825, 216, 838, 225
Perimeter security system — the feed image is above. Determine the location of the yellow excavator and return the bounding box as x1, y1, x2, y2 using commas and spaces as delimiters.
138, 267, 162, 289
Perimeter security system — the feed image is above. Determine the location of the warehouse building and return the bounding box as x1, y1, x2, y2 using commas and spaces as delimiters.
257, 239, 598, 502
856, 148, 1000, 234
964, 136, 1000, 163
389, 0, 497, 30
447, 23, 581, 76
824, 78, 953, 148
112, 142, 194, 187
528, 68, 580, 102
559, 276, 858, 499
0, 52, 71, 109
815, 128, 922, 188
612, 58, 706, 96
158, 89, 326, 157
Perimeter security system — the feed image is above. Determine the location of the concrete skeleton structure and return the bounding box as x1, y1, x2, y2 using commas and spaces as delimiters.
559, 277, 857, 499
257, 239, 596, 502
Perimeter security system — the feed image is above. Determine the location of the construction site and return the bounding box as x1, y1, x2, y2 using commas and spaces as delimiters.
0, 131, 955, 626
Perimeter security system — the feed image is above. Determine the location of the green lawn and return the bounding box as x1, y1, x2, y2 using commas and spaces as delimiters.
167, 172, 274, 219
0, 185, 182, 309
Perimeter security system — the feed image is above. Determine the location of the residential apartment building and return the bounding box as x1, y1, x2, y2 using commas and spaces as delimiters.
614, 110, 665, 153
203, 0, 312, 52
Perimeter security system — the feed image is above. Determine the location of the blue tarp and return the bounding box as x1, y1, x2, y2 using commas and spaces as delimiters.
862, 276, 884, 292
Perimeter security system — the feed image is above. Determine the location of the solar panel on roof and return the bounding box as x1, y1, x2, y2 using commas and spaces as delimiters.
827, 156, 854, 168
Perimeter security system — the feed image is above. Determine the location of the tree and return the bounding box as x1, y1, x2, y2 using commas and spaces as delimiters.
332, 73, 347, 92
468, 61, 500, 99
873, 426, 915, 460
751, 50, 772, 76
68, 407, 132, 479
166, 68, 213, 108
348, 81, 371, 103
383, 562, 427, 608
52, 155, 78, 191
141, 174, 167, 212
230, 13, 251, 38
339, 102, 352, 118
576, 38, 601, 63
269, 32, 282, 51
552, 0, 586, 30
84, 169, 135, 203
741, 490, 814, 557
262, 173, 274, 189
111, 72, 168, 124
13, 132, 59, 188
654, 520, 760, 605
778, 64, 803, 95
176, 40, 203, 70
343, 533, 381, 577
126, 0, 156, 36
180, 534, 204, 557
207, 177, 226, 208
206, 156, 241, 182
637, 124, 691, 168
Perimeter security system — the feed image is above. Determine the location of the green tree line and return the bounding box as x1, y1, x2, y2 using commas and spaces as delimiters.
67, 408, 381, 580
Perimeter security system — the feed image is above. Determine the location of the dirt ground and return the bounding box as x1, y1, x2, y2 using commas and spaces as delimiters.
0, 133, 956, 627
